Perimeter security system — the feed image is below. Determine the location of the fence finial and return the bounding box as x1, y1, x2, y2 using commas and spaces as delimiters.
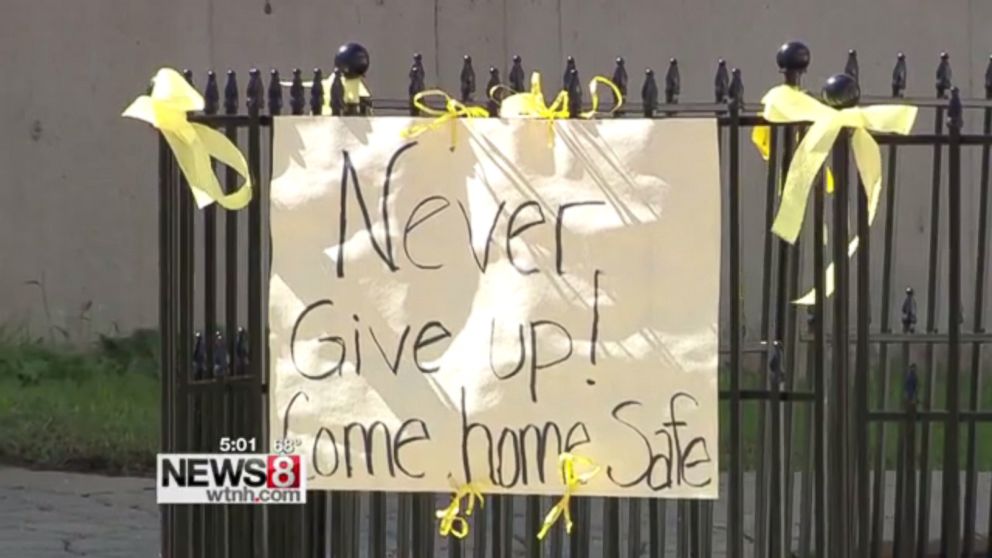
845, 49, 859, 84
268, 69, 283, 115
563, 56, 577, 90
409, 61, 425, 116
487, 67, 502, 116
641, 68, 658, 117
714, 59, 729, 103
904, 363, 919, 404
460, 55, 476, 102
567, 68, 582, 118
336, 42, 370, 79
205, 71, 219, 115
182, 68, 194, 85
892, 53, 907, 98
290, 69, 305, 115
224, 70, 238, 115
948, 86, 963, 129
330, 69, 344, 116
936, 52, 952, 98
821, 72, 860, 109
777, 40, 810, 86
213, 331, 228, 377
193, 332, 206, 378
612, 57, 627, 116
664, 58, 680, 104
412, 52, 426, 83
729, 68, 743, 104
985, 55, 992, 99
247, 68, 264, 112
768, 341, 786, 385
236, 327, 250, 368
310, 68, 324, 115
902, 287, 917, 333
509, 55, 525, 92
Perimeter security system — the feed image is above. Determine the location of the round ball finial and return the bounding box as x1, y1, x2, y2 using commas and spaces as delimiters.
776, 41, 811, 72
335, 42, 370, 78
821, 73, 860, 108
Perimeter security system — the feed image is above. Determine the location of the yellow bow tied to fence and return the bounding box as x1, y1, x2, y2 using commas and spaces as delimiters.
758, 85, 917, 304
761, 84, 917, 245
400, 89, 490, 150
436, 482, 486, 539
123, 68, 253, 210
494, 72, 623, 146
536, 453, 601, 540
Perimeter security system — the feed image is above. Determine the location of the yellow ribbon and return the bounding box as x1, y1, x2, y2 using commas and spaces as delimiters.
400, 89, 490, 150
536, 453, 600, 540
123, 68, 252, 210
757, 85, 917, 304
581, 75, 625, 118
752, 125, 835, 193
436, 482, 486, 539
279, 76, 371, 114
494, 72, 623, 146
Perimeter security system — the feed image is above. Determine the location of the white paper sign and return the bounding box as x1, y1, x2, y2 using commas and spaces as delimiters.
268, 117, 721, 498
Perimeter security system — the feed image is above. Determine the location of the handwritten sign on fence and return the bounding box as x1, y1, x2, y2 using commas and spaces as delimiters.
268, 117, 720, 498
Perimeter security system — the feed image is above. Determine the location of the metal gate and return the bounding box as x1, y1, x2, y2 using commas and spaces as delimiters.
157, 40, 992, 557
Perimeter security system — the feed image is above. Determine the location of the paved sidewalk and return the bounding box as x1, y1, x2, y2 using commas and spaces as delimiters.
0, 466, 159, 557
1, 465, 988, 557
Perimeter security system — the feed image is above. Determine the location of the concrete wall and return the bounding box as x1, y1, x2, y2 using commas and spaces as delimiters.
3, 0, 992, 340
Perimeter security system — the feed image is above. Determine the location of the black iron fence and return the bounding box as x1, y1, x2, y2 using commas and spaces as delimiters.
157, 40, 992, 557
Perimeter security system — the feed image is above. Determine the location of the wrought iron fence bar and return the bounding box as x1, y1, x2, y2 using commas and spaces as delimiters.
916, 68, 948, 555
799, 332, 992, 343
726, 71, 744, 558
961, 74, 992, 558
869, 65, 904, 556
940, 89, 964, 558
868, 410, 992, 421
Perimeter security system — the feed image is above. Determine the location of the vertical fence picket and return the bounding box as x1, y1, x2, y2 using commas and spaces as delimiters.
940, 86, 963, 558
727, 66, 744, 558
868, 52, 906, 558
916, 52, 951, 558
961, 59, 992, 557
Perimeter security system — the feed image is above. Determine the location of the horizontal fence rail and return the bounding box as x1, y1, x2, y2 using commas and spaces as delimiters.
157, 41, 992, 557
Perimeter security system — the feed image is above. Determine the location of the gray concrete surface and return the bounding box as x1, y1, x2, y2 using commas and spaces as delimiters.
2, 466, 989, 557
4, 1, 992, 340
0, 466, 158, 557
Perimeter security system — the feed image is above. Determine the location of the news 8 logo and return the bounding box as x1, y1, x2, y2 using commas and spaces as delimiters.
156, 453, 307, 504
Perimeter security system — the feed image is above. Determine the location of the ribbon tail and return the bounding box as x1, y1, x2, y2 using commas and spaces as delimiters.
191, 124, 254, 210
536, 504, 564, 540
770, 123, 839, 244
162, 132, 218, 209
793, 236, 860, 305
850, 129, 883, 224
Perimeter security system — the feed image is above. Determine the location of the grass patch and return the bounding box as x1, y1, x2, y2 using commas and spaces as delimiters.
717, 357, 992, 471
0, 329, 159, 476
